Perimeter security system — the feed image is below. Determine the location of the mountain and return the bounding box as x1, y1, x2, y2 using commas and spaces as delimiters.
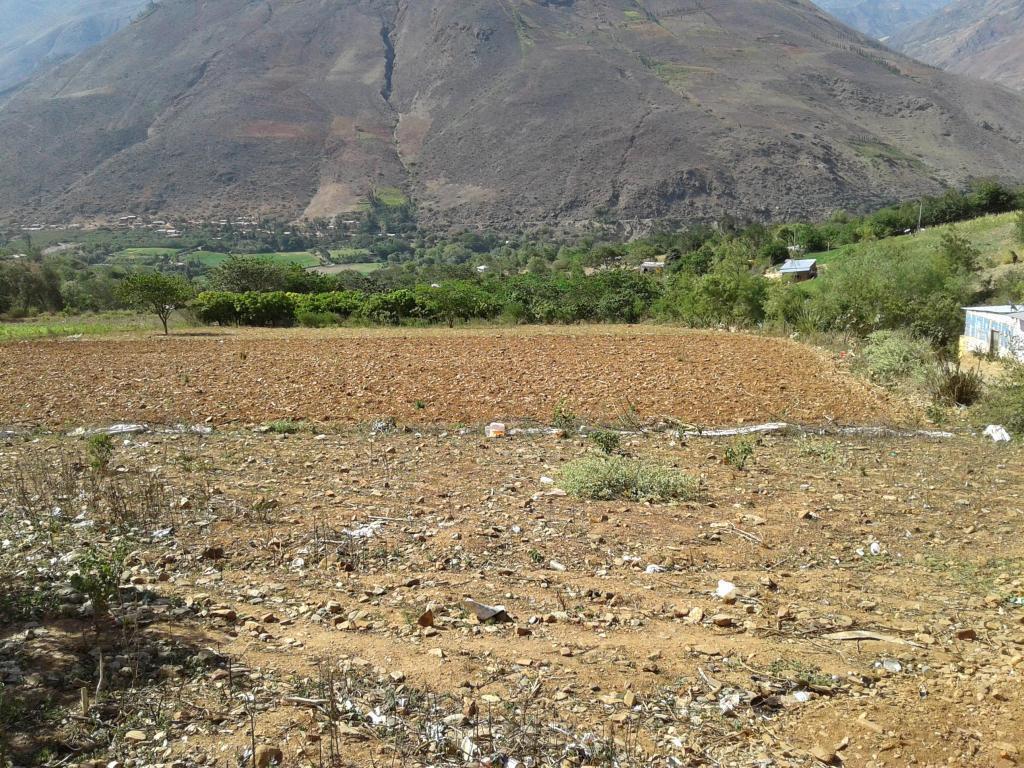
892, 0, 1024, 91
0, 0, 149, 95
2, 0, 1024, 230
813, 0, 952, 39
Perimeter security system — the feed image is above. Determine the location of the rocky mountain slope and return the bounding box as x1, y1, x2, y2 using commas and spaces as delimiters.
2, 0, 1024, 230
813, 0, 951, 39
893, 0, 1024, 91
0, 0, 148, 95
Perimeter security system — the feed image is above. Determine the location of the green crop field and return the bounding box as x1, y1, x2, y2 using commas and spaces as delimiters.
189, 250, 232, 267
116, 247, 181, 259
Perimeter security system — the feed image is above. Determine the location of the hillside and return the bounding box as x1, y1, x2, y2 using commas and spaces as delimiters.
813, 0, 951, 38
4, 0, 1024, 229
892, 0, 1024, 91
0, 0, 147, 95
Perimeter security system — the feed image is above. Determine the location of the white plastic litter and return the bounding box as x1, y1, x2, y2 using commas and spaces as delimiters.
984, 425, 1012, 442
715, 579, 737, 599
645, 564, 667, 574
869, 541, 882, 556
344, 520, 385, 538
485, 422, 507, 438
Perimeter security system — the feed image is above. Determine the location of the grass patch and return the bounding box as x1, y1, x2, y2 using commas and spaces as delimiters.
0, 313, 160, 341
263, 419, 308, 435
559, 455, 700, 502
808, 212, 1019, 266
116, 247, 181, 259
849, 140, 925, 171
372, 187, 409, 207
189, 250, 232, 267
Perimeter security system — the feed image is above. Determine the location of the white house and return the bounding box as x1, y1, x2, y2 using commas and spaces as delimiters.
778, 258, 818, 282
961, 305, 1024, 361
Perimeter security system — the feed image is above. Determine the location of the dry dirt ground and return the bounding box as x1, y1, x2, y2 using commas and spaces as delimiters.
0, 327, 905, 429
1, 328, 1022, 768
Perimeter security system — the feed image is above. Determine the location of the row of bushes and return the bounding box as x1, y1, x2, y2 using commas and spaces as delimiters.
192, 271, 663, 327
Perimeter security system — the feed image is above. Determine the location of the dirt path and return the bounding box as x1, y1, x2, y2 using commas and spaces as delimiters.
0, 326, 906, 428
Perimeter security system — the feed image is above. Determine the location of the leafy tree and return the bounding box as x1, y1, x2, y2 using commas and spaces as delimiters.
209, 256, 292, 293
939, 228, 980, 273
116, 272, 193, 334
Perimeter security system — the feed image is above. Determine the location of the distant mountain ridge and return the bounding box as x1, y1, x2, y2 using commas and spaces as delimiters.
892, 0, 1024, 91
0, 0, 149, 95
2, 0, 1024, 230
813, 0, 952, 38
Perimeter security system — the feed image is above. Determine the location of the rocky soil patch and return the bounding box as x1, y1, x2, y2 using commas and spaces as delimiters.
1, 425, 1021, 768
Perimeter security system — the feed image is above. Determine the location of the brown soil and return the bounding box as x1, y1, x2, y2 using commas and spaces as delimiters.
2, 427, 1022, 768
0, 327, 906, 429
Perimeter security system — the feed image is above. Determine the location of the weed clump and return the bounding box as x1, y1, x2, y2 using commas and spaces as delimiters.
553, 398, 579, 432
928, 363, 984, 407
85, 433, 115, 472
559, 455, 700, 502
724, 437, 756, 469
861, 330, 933, 386
588, 429, 622, 455
979, 361, 1024, 434
264, 419, 305, 435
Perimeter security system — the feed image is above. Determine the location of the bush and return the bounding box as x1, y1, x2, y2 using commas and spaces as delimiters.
928, 364, 984, 406
296, 310, 340, 328
559, 456, 700, 502
588, 429, 622, 455
724, 438, 755, 469
862, 330, 934, 385
296, 291, 364, 318
85, 434, 114, 472
358, 289, 418, 324
234, 291, 297, 326
192, 291, 240, 325
979, 362, 1024, 434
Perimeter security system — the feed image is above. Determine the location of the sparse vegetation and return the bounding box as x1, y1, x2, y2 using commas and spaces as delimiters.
927, 363, 984, 407
588, 429, 622, 455
559, 455, 700, 502
861, 330, 934, 386
979, 361, 1024, 434
724, 438, 756, 470
85, 434, 115, 472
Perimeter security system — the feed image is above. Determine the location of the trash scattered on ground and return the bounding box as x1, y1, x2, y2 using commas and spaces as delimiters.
463, 599, 513, 624
984, 424, 1012, 442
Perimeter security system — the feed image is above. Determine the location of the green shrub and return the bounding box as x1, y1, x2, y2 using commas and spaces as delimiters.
553, 398, 579, 432
296, 310, 340, 328
192, 291, 241, 325
69, 544, 128, 623
559, 456, 700, 502
862, 330, 934, 385
979, 361, 1024, 434
296, 291, 364, 318
928, 363, 984, 406
724, 438, 755, 469
85, 434, 115, 472
588, 429, 622, 455
358, 289, 418, 325
234, 291, 297, 326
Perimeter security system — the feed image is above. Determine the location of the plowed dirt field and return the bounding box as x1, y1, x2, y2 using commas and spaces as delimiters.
0, 327, 905, 428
